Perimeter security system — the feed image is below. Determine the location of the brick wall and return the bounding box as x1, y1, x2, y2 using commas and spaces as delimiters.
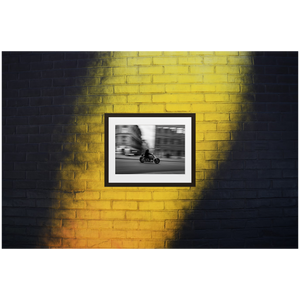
2, 51, 298, 248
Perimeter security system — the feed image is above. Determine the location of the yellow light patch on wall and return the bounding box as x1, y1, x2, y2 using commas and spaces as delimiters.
50, 51, 255, 248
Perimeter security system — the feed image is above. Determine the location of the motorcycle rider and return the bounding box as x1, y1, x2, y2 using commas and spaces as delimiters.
144, 149, 154, 161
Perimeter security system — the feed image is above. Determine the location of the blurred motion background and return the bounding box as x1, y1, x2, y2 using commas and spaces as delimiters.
115, 124, 185, 158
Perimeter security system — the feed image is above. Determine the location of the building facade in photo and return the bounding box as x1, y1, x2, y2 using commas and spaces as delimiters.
115, 125, 143, 155
154, 125, 185, 158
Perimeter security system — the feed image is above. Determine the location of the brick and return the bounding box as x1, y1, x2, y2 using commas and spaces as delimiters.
139, 202, 164, 210
77, 210, 100, 219
42, 52, 64, 61
272, 179, 297, 189
258, 170, 282, 179
204, 75, 228, 83
9, 62, 30, 72
3, 89, 18, 98
245, 160, 271, 169
3, 208, 26, 217
75, 77, 101, 86
206, 132, 230, 141
126, 211, 151, 220
179, 57, 203, 65
231, 132, 256, 141
125, 192, 151, 201
76, 229, 98, 239
26, 171, 49, 180
75, 115, 102, 124
54, 60, 77, 69
205, 152, 229, 161
114, 85, 139, 94
216, 84, 240, 92
86, 85, 114, 95
153, 57, 177, 65
206, 94, 230, 102
196, 142, 218, 151
232, 190, 257, 199
152, 94, 204, 102
272, 160, 296, 169
228, 56, 252, 65
196, 123, 217, 131
84, 199, 111, 209
217, 123, 242, 132
112, 201, 137, 210
102, 58, 126, 67
166, 84, 190, 93
8, 80, 29, 89
63, 239, 87, 248
114, 221, 138, 230
165, 66, 189, 74
231, 151, 256, 160
283, 170, 298, 178
114, 67, 138, 75
216, 67, 240, 75
219, 180, 245, 189
74, 171, 100, 180
4, 152, 26, 161
101, 191, 126, 200
61, 180, 85, 190
87, 239, 111, 248
76, 134, 101, 143
88, 67, 111, 77
127, 230, 151, 239
165, 104, 191, 112
128, 95, 152, 103
87, 220, 112, 229
26, 152, 49, 162
114, 104, 138, 113
165, 200, 192, 210
127, 75, 151, 84
42, 87, 65, 97
229, 74, 253, 84
52, 134, 75, 143
191, 84, 215, 92
152, 191, 178, 200
14, 162, 35, 171
138, 221, 164, 231
245, 180, 271, 189
203, 57, 227, 64
139, 104, 164, 113
103, 95, 126, 104
51, 171, 73, 181
128, 57, 152, 66
62, 125, 86, 134
28, 98, 51, 107
62, 162, 85, 171
205, 114, 230, 121
139, 66, 163, 74
152, 211, 177, 220
140, 85, 164, 93
101, 211, 125, 219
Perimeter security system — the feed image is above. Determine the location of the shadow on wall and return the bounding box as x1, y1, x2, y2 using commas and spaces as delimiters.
2, 52, 109, 248
171, 52, 298, 248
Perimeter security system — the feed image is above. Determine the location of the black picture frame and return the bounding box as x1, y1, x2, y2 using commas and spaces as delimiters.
105, 113, 195, 187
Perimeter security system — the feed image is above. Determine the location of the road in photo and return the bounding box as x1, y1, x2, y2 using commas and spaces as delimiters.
116, 157, 185, 174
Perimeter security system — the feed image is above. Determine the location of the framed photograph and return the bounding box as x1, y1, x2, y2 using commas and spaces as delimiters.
105, 113, 195, 187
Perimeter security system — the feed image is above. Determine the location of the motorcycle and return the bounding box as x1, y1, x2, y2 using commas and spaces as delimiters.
139, 153, 160, 164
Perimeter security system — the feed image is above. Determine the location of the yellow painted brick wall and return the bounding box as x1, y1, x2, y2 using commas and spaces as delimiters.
44, 51, 255, 248
1, 52, 255, 248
